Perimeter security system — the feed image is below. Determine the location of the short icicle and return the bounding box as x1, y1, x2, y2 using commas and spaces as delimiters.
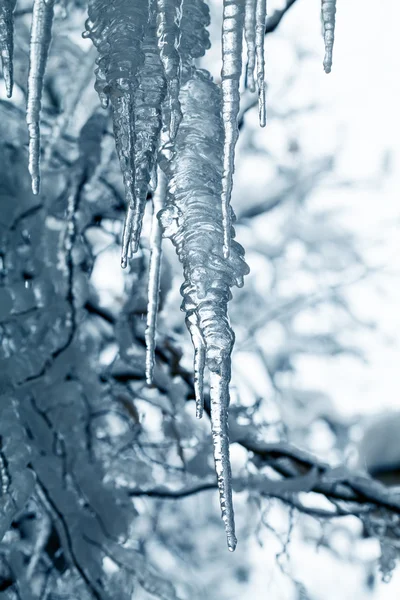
0, 0, 17, 97
26, 0, 55, 195
221, 0, 245, 259
186, 313, 205, 419
145, 168, 167, 385
321, 0, 336, 73
255, 0, 266, 127
244, 0, 256, 92
156, 0, 183, 140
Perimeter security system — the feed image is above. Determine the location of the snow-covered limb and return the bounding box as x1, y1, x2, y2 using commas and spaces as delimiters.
156, 0, 183, 139
255, 0, 266, 126
321, 0, 336, 73
0, 0, 17, 97
145, 168, 167, 385
221, 0, 245, 259
26, 0, 55, 195
160, 71, 249, 549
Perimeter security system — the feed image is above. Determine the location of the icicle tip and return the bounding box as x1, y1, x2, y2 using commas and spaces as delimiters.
31, 176, 40, 196
227, 534, 237, 552
4, 71, 13, 98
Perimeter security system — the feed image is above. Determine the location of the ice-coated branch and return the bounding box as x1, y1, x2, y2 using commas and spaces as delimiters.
26, 0, 55, 195
0, 0, 17, 97
220, 0, 245, 259
159, 70, 249, 550
321, 0, 336, 73
145, 168, 167, 385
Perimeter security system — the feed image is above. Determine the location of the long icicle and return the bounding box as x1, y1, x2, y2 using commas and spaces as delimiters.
321, 0, 336, 73
209, 363, 236, 551
145, 168, 166, 385
131, 5, 166, 256
221, 0, 245, 259
244, 0, 256, 92
0, 0, 17, 97
255, 0, 266, 127
159, 71, 249, 549
156, 0, 183, 140
26, 0, 55, 195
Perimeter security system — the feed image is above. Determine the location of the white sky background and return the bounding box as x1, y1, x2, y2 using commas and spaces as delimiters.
236, 1, 400, 598
233, 0, 400, 422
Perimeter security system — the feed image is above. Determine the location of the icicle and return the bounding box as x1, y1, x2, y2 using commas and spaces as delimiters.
114, 93, 137, 268
0, 0, 17, 97
159, 71, 249, 548
156, 0, 183, 139
244, 0, 256, 92
321, 0, 336, 73
209, 365, 236, 551
220, 0, 245, 259
145, 168, 166, 385
179, 0, 210, 73
85, 0, 149, 267
26, 0, 55, 195
131, 6, 167, 255
255, 0, 266, 127
186, 313, 205, 418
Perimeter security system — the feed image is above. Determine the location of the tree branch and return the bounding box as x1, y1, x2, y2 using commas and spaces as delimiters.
265, 0, 300, 36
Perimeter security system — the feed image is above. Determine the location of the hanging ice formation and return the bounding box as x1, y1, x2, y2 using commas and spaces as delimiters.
145, 167, 166, 385
0, 0, 341, 550
26, 0, 55, 195
84, 0, 149, 267
321, 0, 336, 73
220, 0, 267, 259
244, 0, 257, 92
0, 0, 17, 97
255, 0, 266, 126
156, 0, 183, 140
159, 71, 249, 550
220, 0, 245, 260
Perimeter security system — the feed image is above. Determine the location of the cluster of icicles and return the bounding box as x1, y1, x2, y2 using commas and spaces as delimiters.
0, 0, 336, 550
